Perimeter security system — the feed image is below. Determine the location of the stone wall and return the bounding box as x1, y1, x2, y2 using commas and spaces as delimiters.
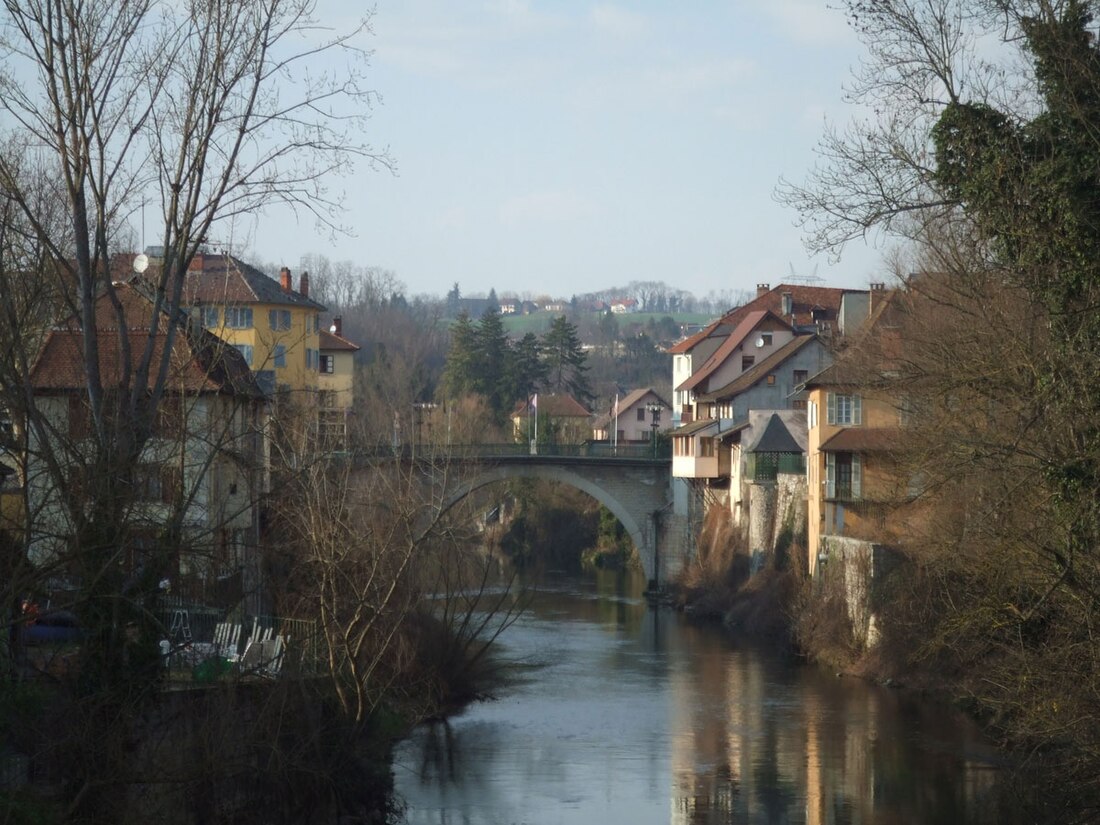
816, 535, 898, 648
746, 472, 807, 571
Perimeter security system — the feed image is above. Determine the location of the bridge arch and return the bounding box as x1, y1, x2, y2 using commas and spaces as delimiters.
442, 463, 659, 581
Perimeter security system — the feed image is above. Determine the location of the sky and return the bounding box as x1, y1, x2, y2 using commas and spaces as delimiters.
247, 0, 887, 301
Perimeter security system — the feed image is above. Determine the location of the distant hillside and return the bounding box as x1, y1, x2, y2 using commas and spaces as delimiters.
501, 311, 714, 339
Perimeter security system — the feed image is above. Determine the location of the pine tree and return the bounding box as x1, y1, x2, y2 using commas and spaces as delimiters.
441, 312, 477, 399
509, 332, 548, 402
472, 306, 513, 419
542, 315, 592, 404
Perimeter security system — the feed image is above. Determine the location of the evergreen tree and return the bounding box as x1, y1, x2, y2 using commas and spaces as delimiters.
509, 332, 548, 402
445, 282, 461, 318
441, 312, 477, 399
472, 306, 513, 419
487, 287, 500, 313
542, 315, 592, 404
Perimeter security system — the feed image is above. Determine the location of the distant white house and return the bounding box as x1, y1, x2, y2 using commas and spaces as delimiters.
610, 298, 638, 314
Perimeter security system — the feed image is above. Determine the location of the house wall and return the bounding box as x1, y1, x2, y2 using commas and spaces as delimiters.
806, 387, 900, 575
26, 393, 262, 570
721, 342, 829, 424
205, 301, 321, 395
698, 322, 793, 395
673, 353, 692, 424
318, 349, 355, 409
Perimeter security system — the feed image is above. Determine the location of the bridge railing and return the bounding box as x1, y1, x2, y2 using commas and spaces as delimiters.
350, 442, 671, 461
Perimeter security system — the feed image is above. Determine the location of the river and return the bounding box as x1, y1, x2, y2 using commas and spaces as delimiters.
393, 569, 1018, 825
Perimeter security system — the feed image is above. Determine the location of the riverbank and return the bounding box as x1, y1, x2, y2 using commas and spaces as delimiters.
673, 560, 1091, 823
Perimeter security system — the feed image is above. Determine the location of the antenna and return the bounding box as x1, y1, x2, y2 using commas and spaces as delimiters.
786, 262, 823, 285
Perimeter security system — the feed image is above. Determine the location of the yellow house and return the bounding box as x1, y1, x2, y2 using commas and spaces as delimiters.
319, 316, 360, 448
174, 253, 326, 399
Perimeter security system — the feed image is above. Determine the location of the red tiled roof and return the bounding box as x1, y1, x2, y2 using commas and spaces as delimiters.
696, 334, 820, 402
513, 394, 591, 417
31, 286, 259, 396
676, 310, 785, 393
820, 427, 900, 452
320, 329, 360, 352
668, 283, 851, 354
158, 253, 326, 311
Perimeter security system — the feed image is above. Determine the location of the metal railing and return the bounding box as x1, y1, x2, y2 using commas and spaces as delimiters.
352, 442, 671, 461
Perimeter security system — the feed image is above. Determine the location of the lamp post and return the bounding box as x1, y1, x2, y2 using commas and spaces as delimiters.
645, 402, 661, 459
412, 402, 438, 458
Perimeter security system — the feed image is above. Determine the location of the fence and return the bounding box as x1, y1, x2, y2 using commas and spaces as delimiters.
746, 451, 806, 483
155, 603, 324, 679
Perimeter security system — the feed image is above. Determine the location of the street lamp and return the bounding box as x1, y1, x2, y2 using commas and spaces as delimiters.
645, 402, 662, 458
412, 402, 438, 458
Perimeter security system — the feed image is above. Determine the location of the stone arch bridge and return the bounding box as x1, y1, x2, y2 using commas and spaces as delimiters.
374, 444, 691, 586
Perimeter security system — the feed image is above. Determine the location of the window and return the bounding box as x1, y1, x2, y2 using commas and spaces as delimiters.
269, 309, 291, 331
273, 344, 286, 368
767, 374, 776, 386
68, 395, 92, 440
314, 314, 321, 333
742, 355, 755, 370
700, 437, 716, 457
825, 452, 861, 500
132, 464, 181, 503
320, 354, 335, 374
203, 306, 219, 327
225, 307, 253, 329
793, 369, 808, 386
233, 344, 253, 366
305, 348, 319, 370
827, 392, 861, 425
637, 408, 646, 422
760, 332, 773, 346
792, 399, 807, 411
319, 390, 337, 409
808, 400, 818, 428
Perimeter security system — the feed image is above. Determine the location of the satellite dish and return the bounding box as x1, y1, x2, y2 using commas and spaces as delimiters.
755, 336, 765, 348
133, 254, 149, 274
329, 324, 337, 334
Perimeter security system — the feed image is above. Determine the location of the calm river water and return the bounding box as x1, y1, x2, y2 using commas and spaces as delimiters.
393, 570, 1018, 825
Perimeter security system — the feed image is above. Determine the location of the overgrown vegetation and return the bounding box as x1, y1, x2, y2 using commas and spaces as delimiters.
779, 1, 1100, 816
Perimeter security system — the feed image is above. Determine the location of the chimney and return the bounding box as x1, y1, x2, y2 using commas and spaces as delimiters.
869, 282, 886, 315
279, 267, 292, 292
300, 270, 309, 298
333, 316, 342, 337
756, 282, 770, 297
781, 291, 793, 317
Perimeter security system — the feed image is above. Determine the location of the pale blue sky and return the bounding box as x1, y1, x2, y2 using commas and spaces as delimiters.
248, 1, 886, 299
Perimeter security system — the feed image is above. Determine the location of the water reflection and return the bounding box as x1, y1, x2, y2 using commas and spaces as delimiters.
395, 570, 1014, 825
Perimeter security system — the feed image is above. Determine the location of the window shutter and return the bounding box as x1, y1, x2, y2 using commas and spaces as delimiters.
269, 309, 277, 330
852, 453, 862, 498
825, 453, 836, 498
827, 392, 836, 425
853, 395, 862, 426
